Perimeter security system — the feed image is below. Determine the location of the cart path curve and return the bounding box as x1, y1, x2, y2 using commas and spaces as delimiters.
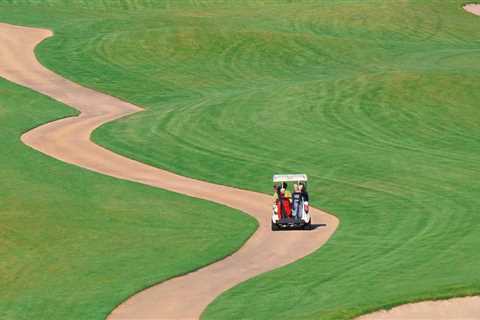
464, 3, 480, 16
0, 23, 339, 319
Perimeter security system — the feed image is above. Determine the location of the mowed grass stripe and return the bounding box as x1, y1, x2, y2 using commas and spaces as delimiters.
1, 0, 480, 319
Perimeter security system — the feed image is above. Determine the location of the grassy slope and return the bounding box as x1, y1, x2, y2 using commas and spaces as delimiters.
1, 0, 480, 319
0, 78, 255, 320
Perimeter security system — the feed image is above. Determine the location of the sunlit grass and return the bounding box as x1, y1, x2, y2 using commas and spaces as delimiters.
1, 0, 480, 319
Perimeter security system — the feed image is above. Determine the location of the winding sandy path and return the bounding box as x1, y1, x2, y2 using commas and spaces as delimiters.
0, 23, 339, 319
4, 16, 478, 320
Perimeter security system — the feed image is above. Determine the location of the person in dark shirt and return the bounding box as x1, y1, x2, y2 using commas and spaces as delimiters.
299, 182, 309, 215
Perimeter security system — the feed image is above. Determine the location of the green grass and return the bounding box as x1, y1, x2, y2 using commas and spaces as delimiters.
1, 0, 480, 319
0, 78, 256, 320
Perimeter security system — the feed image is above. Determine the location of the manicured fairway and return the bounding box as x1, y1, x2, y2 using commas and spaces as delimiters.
1, 1, 480, 319
0, 79, 255, 320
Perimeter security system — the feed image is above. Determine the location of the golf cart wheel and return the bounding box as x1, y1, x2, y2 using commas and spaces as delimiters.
303, 220, 312, 230
271, 221, 280, 231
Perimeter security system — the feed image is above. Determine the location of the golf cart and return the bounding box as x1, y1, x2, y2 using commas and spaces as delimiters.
271, 174, 311, 231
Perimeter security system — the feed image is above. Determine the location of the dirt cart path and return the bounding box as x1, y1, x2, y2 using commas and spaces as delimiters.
0, 23, 339, 319
464, 4, 480, 16
356, 296, 480, 320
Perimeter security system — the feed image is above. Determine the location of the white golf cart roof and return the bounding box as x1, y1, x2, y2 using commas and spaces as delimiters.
273, 174, 308, 182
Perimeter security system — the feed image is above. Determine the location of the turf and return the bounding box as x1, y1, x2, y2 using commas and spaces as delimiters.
0, 79, 256, 320
1, 0, 480, 319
